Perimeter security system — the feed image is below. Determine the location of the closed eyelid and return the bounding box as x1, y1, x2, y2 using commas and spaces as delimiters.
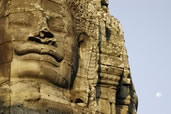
9, 16, 32, 27
49, 22, 65, 29
48, 17, 65, 26
48, 18, 66, 32
9, 17, 29, 23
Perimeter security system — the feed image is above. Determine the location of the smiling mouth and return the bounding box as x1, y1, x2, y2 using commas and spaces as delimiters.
14, 41, 64, 66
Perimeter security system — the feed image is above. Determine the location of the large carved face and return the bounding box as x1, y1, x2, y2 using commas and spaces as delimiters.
0, 0, 78, 88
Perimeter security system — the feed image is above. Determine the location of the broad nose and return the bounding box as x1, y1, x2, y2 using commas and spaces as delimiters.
28, 29, 57, 47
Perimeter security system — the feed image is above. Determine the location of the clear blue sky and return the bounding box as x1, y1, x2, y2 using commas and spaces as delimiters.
109, 0, 171, 114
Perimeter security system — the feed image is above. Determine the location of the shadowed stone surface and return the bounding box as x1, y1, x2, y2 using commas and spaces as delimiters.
0, 0, 138, 114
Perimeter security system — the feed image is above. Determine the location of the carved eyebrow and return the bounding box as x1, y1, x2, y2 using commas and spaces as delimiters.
48, 0, 64, 5
9, 16, 28, 22
43, 11, 64, 18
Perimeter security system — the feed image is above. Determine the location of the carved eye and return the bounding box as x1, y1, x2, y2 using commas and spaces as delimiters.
9, 17, 31, 27
47, 17, 66, 33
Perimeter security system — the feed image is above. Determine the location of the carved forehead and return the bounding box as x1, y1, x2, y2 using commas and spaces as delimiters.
2, 0, 69, 17
9, 0, 66, 8
0, 0, 97, 36
9, 0, 65, 4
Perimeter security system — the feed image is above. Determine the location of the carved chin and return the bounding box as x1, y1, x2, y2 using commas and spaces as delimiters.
11, 58, 69, 88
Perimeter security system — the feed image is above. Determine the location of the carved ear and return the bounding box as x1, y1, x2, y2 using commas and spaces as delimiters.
78, 33, 87, 47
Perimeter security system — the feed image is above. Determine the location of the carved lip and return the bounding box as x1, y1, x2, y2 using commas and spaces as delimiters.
14, 42, 64, 65
18, 53, 60, 67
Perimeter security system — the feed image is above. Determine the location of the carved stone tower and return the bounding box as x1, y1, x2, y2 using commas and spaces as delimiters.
0, 0, 138, 113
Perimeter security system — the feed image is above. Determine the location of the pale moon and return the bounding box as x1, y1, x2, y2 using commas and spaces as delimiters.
155, 92, 162, 98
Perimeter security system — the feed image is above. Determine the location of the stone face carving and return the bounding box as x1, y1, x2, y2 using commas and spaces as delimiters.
0, 0, 78, 88
0, 0, 138, 114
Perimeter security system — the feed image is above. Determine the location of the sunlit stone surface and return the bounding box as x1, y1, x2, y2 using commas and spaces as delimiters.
0, 0, 138, 113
